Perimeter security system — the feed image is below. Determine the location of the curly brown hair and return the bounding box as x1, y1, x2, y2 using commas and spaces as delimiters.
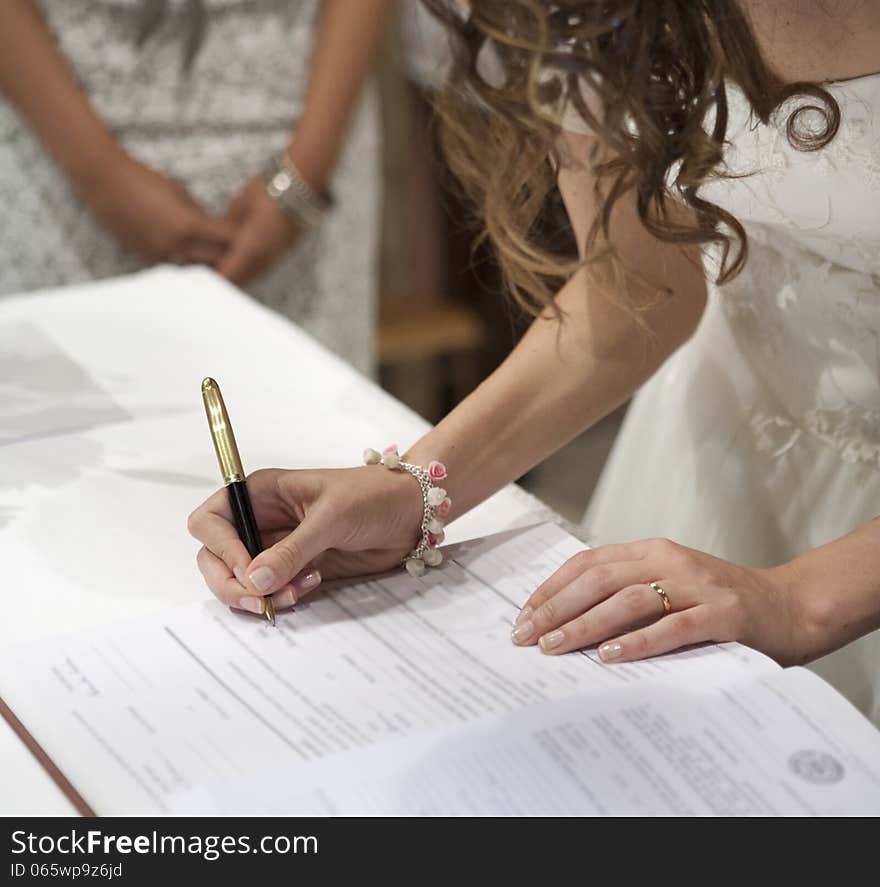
422, 0, 840, 317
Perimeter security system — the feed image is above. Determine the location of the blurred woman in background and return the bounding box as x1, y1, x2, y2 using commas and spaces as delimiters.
0, 0, 391, 373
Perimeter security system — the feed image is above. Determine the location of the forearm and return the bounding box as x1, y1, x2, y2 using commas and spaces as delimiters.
404, 132, 708, 519
406, 259, 704, 518
287, 0, 393, 190
774, 517, 880, 661
0, 0, 122, 192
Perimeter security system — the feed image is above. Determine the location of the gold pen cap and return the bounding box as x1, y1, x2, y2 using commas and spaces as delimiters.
201, 377, 245, 484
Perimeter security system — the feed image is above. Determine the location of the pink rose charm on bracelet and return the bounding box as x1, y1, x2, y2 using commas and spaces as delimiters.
363, 446, 452, 576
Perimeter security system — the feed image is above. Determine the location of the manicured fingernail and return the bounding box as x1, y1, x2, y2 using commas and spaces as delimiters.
233, 566, 246, 586
295, 569, 321, 593
239, 596, 265, 615
511, 621, 534, 645
599, 643, 623, 661
273, 588, 296, 610
539, 630, 565, 652
515, 606, 533, 625
249, 566, 275, 593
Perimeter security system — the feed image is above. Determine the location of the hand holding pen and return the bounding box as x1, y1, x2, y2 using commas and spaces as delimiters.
188, 463, 424, 616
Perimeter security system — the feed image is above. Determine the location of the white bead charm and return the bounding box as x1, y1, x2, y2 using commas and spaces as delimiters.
364, 445, 452, 576
423, 548, 443, 567
426, 516, 444, 534
405, 558, 427, 577
426, 487, 446, 507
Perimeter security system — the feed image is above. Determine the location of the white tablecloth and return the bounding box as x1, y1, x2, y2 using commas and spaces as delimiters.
0, 267, 556, 815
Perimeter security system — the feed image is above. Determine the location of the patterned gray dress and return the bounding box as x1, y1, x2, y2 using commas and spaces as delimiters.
0, 0, 380, 374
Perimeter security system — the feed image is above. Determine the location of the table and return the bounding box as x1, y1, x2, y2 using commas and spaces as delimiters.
0, 267, 559, 815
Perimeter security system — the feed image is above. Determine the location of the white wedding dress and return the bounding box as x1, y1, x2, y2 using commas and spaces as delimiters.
584, 75, 880, 726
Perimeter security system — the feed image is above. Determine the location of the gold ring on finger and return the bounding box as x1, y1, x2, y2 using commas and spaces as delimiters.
650, 581, 672, 615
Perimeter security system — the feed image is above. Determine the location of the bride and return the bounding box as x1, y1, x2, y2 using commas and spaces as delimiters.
189, 1, 880, 726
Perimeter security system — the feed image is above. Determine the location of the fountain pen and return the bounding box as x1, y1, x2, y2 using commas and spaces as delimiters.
201, 377, 276, 626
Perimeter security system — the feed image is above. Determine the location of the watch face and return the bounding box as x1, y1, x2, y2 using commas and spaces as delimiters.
269, 171, 292, 197
262, 154, 329, 228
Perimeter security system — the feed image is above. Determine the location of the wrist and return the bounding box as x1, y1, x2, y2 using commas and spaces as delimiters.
364, 447, 452, 575
284, 134, 339, 196
263, 145, 335, 230
765, 558, 833, 662
403, 430, 488, 522
373, 462, 426, 543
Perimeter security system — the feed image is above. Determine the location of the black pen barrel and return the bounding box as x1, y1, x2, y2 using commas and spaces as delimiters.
228, 481, 263, 559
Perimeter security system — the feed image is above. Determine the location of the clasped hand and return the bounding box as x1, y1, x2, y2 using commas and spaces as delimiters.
87, 154, 299, 284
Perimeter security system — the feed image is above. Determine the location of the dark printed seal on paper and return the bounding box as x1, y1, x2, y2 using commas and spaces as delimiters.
788, 749, 845, 785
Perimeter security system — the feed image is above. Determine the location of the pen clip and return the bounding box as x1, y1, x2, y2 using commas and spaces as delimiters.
201, 377, 245, 484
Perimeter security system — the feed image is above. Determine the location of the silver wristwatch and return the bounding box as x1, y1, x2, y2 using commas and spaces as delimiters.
262, 151, 334, 230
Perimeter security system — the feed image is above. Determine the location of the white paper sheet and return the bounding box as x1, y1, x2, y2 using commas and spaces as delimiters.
189, 667, 880, 816
0, 322, 129, 445
0, 267, 551, 815
2, 523, 877, 815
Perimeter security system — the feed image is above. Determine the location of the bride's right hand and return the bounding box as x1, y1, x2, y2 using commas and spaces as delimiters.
187, 466, 425, 615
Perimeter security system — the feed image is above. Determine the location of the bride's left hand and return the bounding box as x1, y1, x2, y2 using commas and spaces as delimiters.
511, 537, 809, 666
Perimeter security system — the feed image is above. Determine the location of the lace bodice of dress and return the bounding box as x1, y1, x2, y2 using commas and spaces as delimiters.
699, 75, 880, 469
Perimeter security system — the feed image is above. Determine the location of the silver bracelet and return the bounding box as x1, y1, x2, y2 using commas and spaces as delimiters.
363, 445, 452, 577
262, 150, 334, 230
